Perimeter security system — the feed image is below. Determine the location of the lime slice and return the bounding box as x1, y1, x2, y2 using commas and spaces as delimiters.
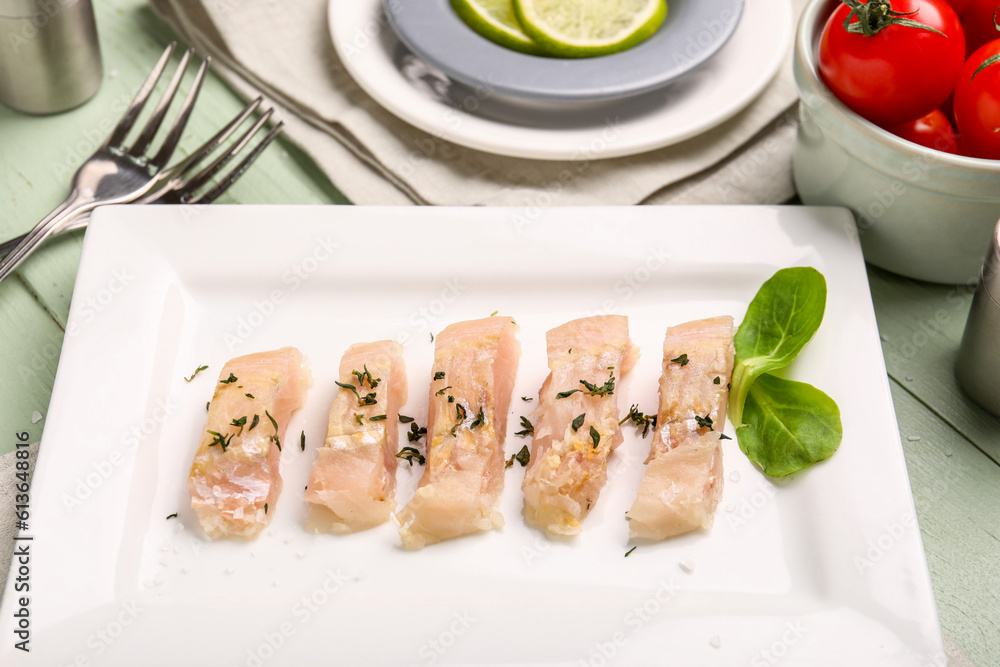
513, 0, 667, 58
451, 0, 547, 55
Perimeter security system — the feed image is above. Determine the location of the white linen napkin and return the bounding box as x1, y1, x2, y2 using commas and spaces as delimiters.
147, 0, 804, 206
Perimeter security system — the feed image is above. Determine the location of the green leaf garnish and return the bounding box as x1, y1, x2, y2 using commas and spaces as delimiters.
514, 416, 534, 437
730, 267, 842, 477
694, 414, 714, 430
730, 267, 827, 427
556, 371, 617, 400
619, 405, 656, 437
572, 413, 585, 432
434, 371, 446, 380
589, 426, 601, 449
300, 430, 306, 451
470, 407, 485, 429
184, 365, 208, 382
398, 414, 415, 423
220, 373, 238, 384
370, 414, 388, 421
625, 546, 637, 557
506, 445, 530, 468
455, 404, 467, 421
351, 365, 380, 389
265, 410, 281, 451
245, 392, 255, 399
249, 414, 260, 431
207, 430, 234, 452
397, 446, 426, 466
670, 354, 689, 366
407, 422, 427, 442
736, 374, 842, 477
336, 380, 378, 406
436, 385, 453, 396
521, 396, 533, 402
166, 513, 178, 520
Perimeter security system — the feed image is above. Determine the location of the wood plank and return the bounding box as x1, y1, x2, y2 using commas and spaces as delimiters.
891, 379, 1000, 665
0, 0, 345, 325
0, 281, 64, 457
868, 265, 1000, 465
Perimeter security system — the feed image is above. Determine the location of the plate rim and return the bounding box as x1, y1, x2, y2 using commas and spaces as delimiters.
328, 0, 793, 160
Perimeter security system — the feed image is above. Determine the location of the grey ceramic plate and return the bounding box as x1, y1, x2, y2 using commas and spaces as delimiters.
383, 0, 745, 105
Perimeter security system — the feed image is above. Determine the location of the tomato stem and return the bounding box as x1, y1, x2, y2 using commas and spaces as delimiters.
840, 0, 946, 37
973, 54, 1000, 81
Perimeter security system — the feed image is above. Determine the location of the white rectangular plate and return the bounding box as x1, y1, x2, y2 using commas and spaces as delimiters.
1, 205, 943, 666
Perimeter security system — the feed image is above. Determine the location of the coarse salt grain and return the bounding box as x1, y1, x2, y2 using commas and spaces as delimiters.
679, 558, 696, 573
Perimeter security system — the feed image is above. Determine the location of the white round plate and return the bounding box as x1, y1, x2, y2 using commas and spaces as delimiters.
329, 0, 793, 161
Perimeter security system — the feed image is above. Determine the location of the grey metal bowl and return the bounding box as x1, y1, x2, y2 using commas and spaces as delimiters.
383, 0, 745, 106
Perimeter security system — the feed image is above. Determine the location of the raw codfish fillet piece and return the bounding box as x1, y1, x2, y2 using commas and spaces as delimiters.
396, 317, 520, 550
522, 315, 639, 536
187, 347, 310, 539
304, 341, 407, 533
627, 316, 734, 540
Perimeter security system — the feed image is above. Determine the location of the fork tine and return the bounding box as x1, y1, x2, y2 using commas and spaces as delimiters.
167, 96, 264, 178
106, 43, 176, 148
188, 121, 284, 205
181, 109, 274, 195
148, 56, 211, 170
128, 49, 193, 157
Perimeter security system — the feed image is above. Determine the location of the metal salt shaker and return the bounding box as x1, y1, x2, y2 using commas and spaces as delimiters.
956, 220, 1000, 416
0, 0, 102, 114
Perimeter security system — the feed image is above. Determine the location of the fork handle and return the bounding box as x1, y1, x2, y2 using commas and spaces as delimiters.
0, 213, 90, 260
0, 191, 95, 284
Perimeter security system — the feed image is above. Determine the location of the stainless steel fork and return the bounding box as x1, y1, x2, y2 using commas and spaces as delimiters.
0, 43, 208, 284
0, 98, 284, 260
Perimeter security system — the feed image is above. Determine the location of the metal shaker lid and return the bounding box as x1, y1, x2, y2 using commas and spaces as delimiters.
984, 219, 1000, 301
0, 0, 79, 19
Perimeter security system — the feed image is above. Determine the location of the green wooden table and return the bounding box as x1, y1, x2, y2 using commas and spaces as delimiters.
1, 1, 998, 664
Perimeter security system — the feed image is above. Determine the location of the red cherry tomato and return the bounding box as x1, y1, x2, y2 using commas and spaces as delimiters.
962, 0, 1000, 54
818, 0, 967, 126
943, 0, 974, 15
955, 40, 1000, 158
885, 109, 959, 153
